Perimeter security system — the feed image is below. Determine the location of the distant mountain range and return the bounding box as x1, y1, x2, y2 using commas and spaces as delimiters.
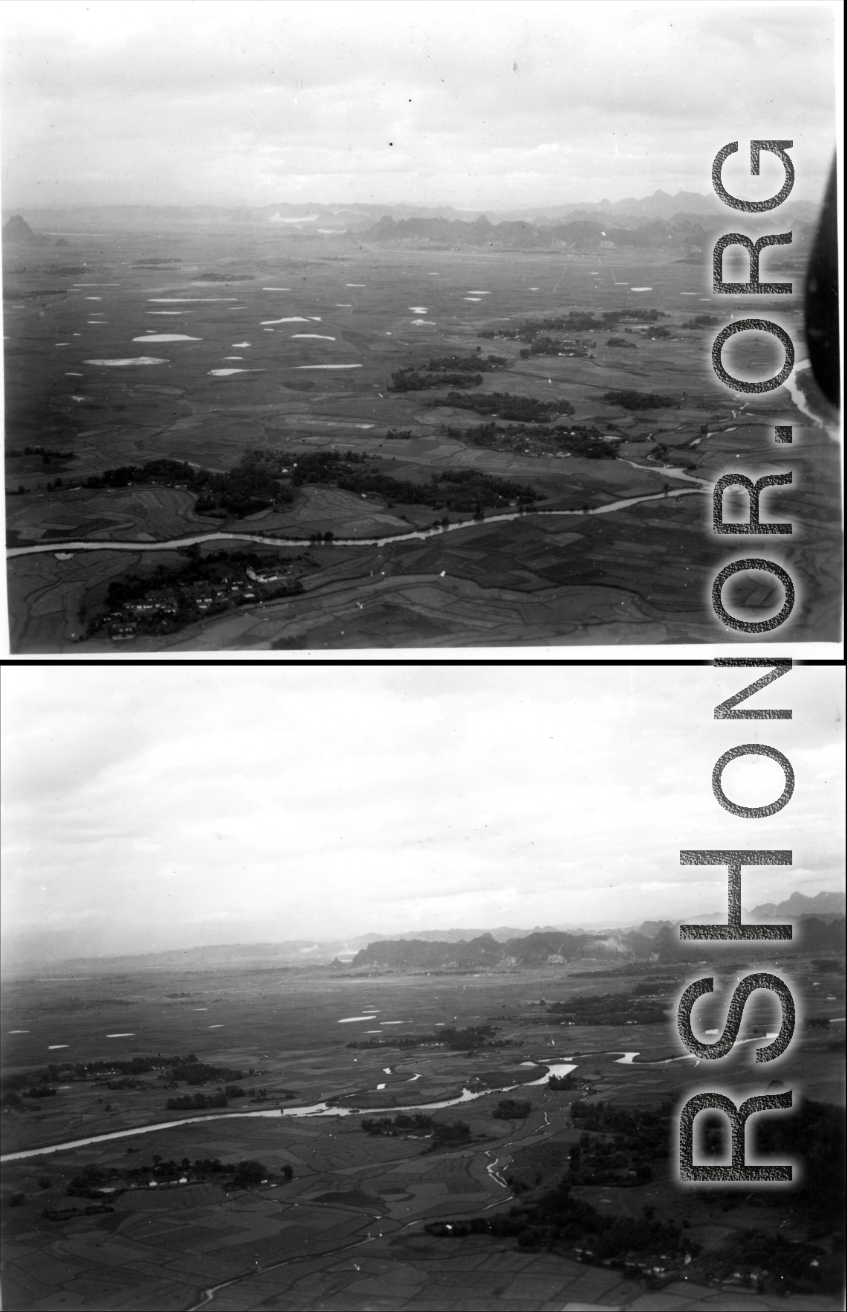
342, 907, 845, 971
516, 189, 725, 220
345, 930, 607, 971
12, 925, 573, 976
2, 892, 841, 977
3, 190, 820, 240
749, 890, 845, 918
363, 206, 818, 252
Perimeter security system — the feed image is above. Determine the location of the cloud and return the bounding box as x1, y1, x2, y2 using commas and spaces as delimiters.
1, 666, 842, 960
0, 1, 835, 208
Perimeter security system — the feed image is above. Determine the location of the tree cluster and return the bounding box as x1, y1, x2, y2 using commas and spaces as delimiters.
719, 1230, 828, 1293
546, 990, 667, 1026
348, 1024, 504, 1051
83, 454, 294, 518
425, 1097, 843, 1290
751, 1099, 844, 1226
43, 1204, 114, 1220
195, 273, 253, 282
426, 1180, 689, 1266
547, 1073, 577, 1090
289, 449, 538, 512
428, 353, 508, 371
361, 1112, 433, 1136
518, 336, 594, 359
66, 1164, 121, 1198
165, 1091, 229, 1110
569, 1100, 671, 1185
492, 1099, 531, 1119
231, 1160, 269, 1187
391, 370, 484, 391
602, 389, 676, 410
480, 308, 667, 342
444, 391, 574, 422
430, 1120, 472, 1147
92, 550, 303, 638
90, 1154, 294, 1190
446, 421, 614, 460
13, 1052, 245, 1092
5, 445, 76, 462
124, 1156, 226, 1182
167, 1057, 245, 1085
389, 353, 507, 392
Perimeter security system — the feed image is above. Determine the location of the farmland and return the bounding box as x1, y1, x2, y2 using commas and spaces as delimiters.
4, 228, 840, 650
1, 944, 843, 1309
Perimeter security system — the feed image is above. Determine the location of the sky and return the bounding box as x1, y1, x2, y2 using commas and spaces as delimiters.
1, 665, 843, 965
0, 0, 838, 212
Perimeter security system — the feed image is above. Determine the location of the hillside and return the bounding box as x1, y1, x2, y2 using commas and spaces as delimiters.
750, 890, 845, 918
1, 924, 581, 977
2, 214, 52, 246
363, 208, 814, 254
365, 213, 710, 251
346, 930, 602, 971
4, 891, 840, 978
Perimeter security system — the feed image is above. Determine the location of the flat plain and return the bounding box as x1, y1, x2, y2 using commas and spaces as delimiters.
1, 946, 844, 1310
4, 228, 840, 649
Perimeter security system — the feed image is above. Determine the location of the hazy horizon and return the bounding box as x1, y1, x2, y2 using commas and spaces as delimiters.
8, 895, 846, 974
1, 1, 837, 212
2, 666, 843, 967
0, 183, 779, 216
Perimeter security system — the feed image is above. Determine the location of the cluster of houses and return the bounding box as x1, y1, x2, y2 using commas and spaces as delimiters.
108, 563, 294, 641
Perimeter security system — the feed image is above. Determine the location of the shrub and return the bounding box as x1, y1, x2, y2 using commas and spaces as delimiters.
602, 389, 676, 410
493, 1099, 531, 1119
431, 1120, 472, 1147
232, 1160, 268, 1188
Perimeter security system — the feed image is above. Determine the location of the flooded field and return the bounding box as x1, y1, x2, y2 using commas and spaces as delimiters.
4, 232, 840, 651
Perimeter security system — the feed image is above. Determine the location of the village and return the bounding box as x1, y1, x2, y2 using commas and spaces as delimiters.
85, 554, 307, 641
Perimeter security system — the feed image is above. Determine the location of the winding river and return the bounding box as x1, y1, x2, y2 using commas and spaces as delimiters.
6, 488, 704, 560
0, 1062, 576, 1163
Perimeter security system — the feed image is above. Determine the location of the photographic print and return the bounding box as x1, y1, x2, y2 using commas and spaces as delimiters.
1, 662, 844, 1309
0, 1, 841, 655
